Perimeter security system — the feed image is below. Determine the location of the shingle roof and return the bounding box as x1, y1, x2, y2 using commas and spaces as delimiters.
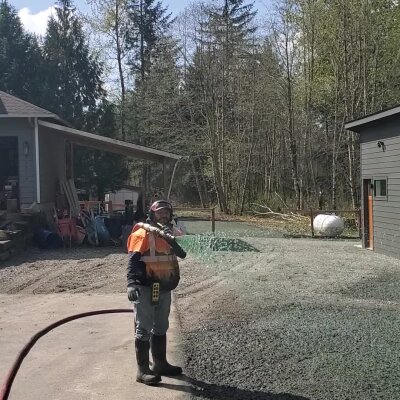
0, 90, 57, 118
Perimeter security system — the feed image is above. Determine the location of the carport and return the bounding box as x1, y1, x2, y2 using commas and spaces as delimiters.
0, 90, 181, 212
37, 120, 181, 209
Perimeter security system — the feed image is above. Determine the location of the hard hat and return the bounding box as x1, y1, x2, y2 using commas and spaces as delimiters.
149, 200, 173, 221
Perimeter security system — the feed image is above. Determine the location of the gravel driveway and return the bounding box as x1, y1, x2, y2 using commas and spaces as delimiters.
1, 225, 400, 399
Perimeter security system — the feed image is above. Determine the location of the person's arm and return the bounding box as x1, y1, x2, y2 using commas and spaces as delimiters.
126, 231, 149, 287
127, 251, 148, 286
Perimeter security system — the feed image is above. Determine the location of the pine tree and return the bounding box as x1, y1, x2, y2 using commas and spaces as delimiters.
43, 0, 128, 198
206, 0, 256, 54
42, 0, 104, 128
74, 100, 129, 199
0, 1, 44, 102
126, 0, 173, 84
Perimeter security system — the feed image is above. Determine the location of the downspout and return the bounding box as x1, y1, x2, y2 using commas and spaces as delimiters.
34, 118, 41, 203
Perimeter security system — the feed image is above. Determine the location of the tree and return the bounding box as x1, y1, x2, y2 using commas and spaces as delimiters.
0, 1, 44, 103
43, 0, 128, 198
42, 0, 104, 128
74, 100, 129, 199
126, 0, 173, 85
184, 0, 257, 213
86, 0, 132, 139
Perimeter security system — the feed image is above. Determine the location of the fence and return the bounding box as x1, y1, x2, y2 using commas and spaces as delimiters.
174, 207, 216, 233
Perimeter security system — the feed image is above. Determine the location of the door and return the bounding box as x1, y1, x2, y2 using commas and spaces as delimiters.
363, 178, 373, 249
0, 137, 19, 210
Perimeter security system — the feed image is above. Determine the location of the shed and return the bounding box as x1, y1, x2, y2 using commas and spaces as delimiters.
345, 106, 400, 258
104, 185, 142, 211
0, 91, 181, 213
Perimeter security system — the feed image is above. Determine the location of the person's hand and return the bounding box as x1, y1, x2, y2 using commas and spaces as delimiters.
161, 225, 173, 235
127, 286, 140, 301
154, 224, 174, 241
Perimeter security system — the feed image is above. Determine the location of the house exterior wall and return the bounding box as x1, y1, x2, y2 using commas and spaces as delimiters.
38, 126, 66, 206
360, 117, 400, 258
0, 118, 36, 204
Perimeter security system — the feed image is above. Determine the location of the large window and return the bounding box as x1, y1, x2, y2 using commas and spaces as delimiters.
374, 177, 387, 199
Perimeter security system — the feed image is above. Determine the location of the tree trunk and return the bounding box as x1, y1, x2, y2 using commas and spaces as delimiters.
115, 0, 126, 140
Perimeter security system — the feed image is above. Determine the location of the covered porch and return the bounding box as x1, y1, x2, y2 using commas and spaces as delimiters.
35, 120, 181, 212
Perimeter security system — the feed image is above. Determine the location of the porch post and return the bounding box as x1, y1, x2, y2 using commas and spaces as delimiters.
70, 142, 74, 179
34, 118, 41, 203
167, 159, 180, 201
163, 157, 167, 198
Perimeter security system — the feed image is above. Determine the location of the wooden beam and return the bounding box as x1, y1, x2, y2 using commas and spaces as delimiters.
38, 120, 181, 162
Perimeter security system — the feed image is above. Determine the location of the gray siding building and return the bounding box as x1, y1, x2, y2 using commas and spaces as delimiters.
346, 107, 400, 259
0, 91, 180, 214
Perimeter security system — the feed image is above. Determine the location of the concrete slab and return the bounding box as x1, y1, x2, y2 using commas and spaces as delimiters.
0, 293, 190, 399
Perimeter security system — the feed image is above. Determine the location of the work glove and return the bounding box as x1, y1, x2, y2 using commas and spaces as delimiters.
154, 223, 172, 235
161, 225, 173, 235
127, 286, 140, 302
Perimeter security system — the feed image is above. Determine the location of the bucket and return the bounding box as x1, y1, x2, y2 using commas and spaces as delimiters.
34, 229, 63, 249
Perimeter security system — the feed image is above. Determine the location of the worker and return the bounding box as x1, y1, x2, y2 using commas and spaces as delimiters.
126, 200, 186, 385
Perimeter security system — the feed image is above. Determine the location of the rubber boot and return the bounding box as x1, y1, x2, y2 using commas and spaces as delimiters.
150, 334, 183, 376
135, 339, 161, 385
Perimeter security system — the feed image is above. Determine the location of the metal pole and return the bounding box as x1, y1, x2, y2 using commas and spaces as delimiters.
163, 158, 167, 198
310, 209, 314, 237
167, 159, 181, 201
70, 143, 74, 180
34, 118, 41, 203
211, 208, 215, 233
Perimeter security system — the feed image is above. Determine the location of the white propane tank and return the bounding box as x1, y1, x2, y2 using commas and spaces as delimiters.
313, 214, 344, 237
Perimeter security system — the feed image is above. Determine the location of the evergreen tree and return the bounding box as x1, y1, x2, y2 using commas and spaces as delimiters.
206, 0, 256, 54
74, 100, 129, 199
126, 0, 173, 84
42, 0, 104, 128
0, 1, 44, 103
43, 0, 128, 198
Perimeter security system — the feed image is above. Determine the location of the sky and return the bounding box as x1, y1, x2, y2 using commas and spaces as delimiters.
9, 0, 270, 37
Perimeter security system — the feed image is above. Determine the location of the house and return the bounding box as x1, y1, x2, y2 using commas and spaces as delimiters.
0, 91, 181, 214
345, 106, 400, 259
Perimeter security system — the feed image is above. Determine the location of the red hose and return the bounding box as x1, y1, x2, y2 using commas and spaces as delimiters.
0, 308, 133, 400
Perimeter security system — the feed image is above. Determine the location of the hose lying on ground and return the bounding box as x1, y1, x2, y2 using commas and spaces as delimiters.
0, 308, 133, 400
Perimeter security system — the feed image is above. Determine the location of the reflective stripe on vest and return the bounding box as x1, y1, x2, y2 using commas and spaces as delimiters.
140, 233, 177, 263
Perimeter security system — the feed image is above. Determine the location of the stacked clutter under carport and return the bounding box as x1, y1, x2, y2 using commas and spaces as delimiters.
34, 179, 127, 249
18, 187, 136, 251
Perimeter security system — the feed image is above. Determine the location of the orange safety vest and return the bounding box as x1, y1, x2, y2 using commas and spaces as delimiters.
127, 226, 180, 290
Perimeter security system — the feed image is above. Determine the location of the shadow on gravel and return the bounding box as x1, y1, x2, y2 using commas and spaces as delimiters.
160, 375, 310, 400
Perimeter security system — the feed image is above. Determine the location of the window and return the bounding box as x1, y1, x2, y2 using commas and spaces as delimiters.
374, 178, 387, 198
